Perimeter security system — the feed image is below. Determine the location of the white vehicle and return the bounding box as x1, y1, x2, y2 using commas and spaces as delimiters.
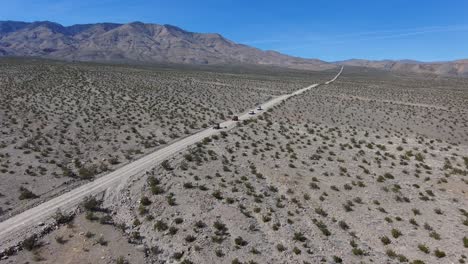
257, 106, 263, 111
249, 110, 255, 115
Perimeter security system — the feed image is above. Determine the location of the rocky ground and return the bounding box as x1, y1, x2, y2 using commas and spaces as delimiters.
0, 58, 331, 221
1, 62, 467, 264
1, 212, 146, 264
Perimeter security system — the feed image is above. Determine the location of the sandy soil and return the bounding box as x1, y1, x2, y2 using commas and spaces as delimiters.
1, 63, 467, 264
0, 59, 332, 221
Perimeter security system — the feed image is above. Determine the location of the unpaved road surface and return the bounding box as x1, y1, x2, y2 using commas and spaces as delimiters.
0, 66, 343, 252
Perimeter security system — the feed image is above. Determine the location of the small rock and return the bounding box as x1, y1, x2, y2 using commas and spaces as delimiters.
135, 245, 145, 252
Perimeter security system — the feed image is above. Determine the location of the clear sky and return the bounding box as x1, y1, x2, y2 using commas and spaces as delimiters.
2, 0, 468, 61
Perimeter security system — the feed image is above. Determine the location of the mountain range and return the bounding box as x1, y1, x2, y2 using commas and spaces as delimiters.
337, 59, 468, 77
0, 20, 467, 76
0, 21, 333, 71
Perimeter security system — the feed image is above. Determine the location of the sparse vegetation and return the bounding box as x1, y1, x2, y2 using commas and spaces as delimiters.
2, 60, 468, 264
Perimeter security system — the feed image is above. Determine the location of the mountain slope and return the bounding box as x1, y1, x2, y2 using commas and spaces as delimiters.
0, 21, 334, 70
1, 20, 467, 76
336, 59, 468, 77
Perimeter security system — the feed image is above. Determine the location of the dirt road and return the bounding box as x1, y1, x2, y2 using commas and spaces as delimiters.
0, 66, 343, 252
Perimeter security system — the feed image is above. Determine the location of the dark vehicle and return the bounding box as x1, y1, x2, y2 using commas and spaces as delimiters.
232, 116, 239, 121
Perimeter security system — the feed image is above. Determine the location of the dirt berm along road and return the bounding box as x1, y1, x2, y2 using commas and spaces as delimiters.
0, 66, 343, 252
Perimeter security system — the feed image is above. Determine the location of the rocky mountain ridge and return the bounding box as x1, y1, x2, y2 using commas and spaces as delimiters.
0, 21, 333, 71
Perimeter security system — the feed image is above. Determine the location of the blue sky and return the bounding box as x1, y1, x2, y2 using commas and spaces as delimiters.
2, 0, 468, 61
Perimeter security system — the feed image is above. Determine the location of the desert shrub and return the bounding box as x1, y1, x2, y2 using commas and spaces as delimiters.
185, 235, 197, 243
386, 249, 397, 258
55, 236, 67, 244
276, 244, 286, 252
151, 185, 165, 195
429, 231, 441, 240
172, 252, 184, 260
147, 176, 160, 186
434, 249, 446, 258
381, 236, 391, 245
97, 236, 108, 246
409, 218, 418, 226
194, 220, 206, 228
100, 215, 113, 225
154, 220, 168, 231
78, 165, 97, 180
212, 190, 223, 200
85, 211, 98, 221
391, 228, 402, 238
116, 256, 128, 264
313, 219, 331, 236
180, 161, 189, 170
398, 254, 408, 262
212, 235, 226, 244
352, 247, 365, 256
109, 156, 120, 165
183, 182, 194, 189
315, 207, 328, 217
234, 236, 248, 246
18, 186, 38, 200
415, 153, 425, 162
168, 226, 178, 235
333, 256, 343, 263
82, 196, 100, 211
423, 222, 433, 231
293, 232, 307, 242
353, 197, 363, 204
140, 196, 151, 206
338, 220, 349, 230
212, 220, 229, 243
343, 203, 353, 212
53, 210, 74, 224
293, 246, 301, 255
161, 160, 172, 171
22, 235, 39, 251
418, 244, 430, 254
309, 182, 320, 189
215, 249, 225, 257
213, 220, 228, 233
